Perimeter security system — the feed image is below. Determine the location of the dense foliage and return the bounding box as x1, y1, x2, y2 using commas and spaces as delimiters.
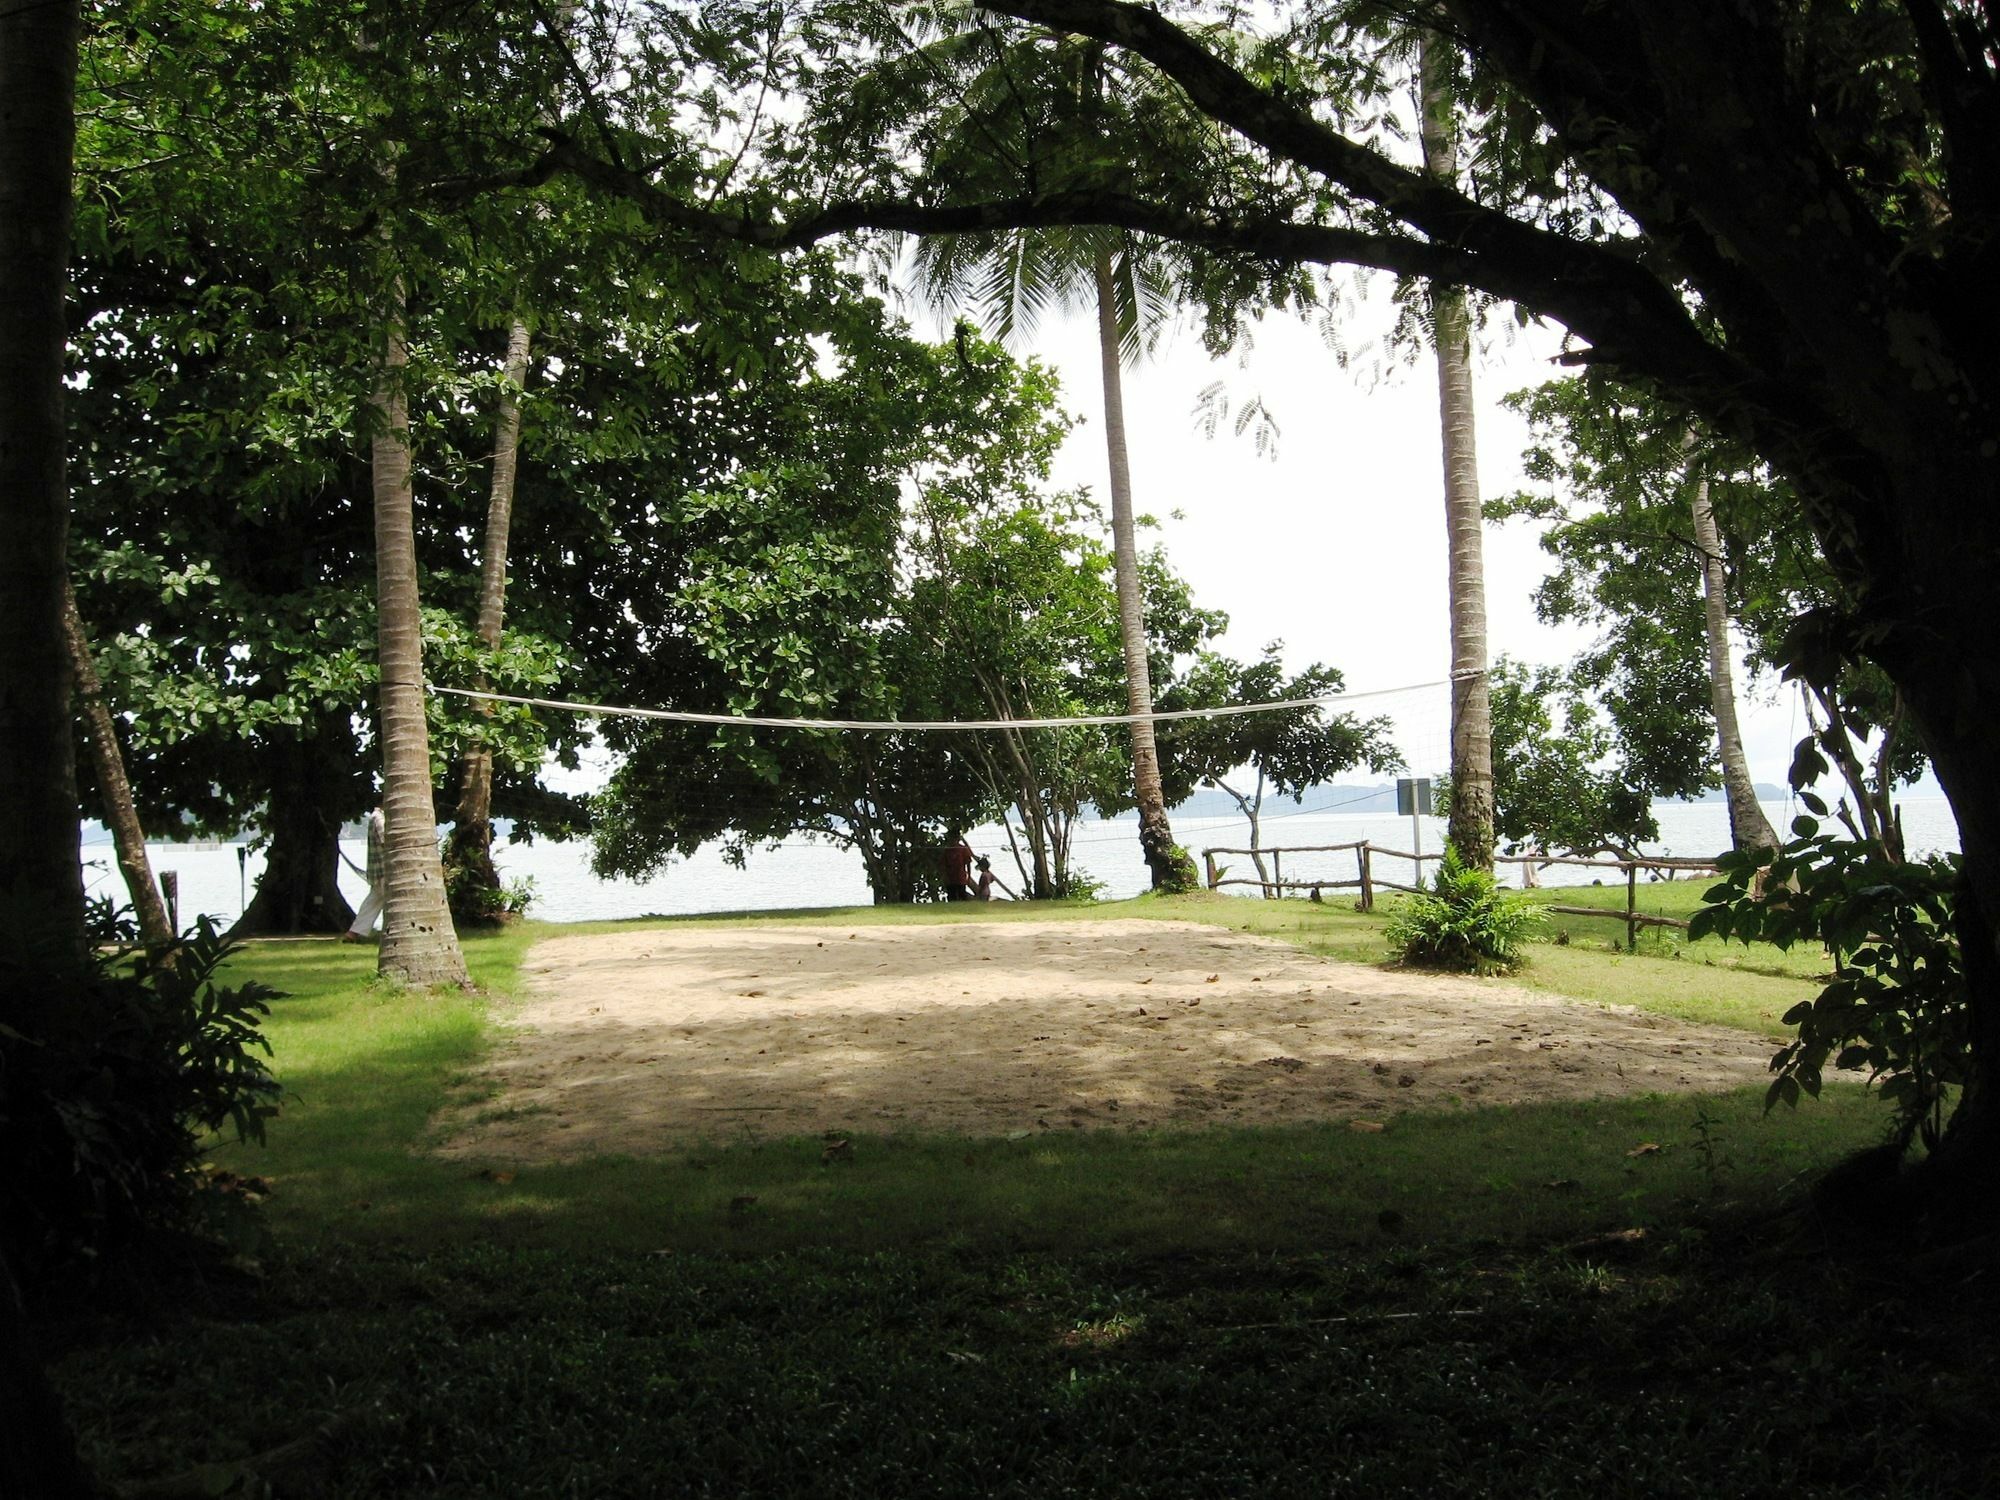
0, 917, 280, 1275
1493, 375, 1927, 850
1481, 658, 1658, 860
1693, 800, 1968, 1150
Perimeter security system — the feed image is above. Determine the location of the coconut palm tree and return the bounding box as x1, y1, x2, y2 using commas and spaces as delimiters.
901, 33, 1199, 888
1686, 451, 1781, 852
62, 582, 174, 947
368, 259, 470, 988
936, 237, 1188, 886
1418, 34, 1495, 871
444, 316, 533, 918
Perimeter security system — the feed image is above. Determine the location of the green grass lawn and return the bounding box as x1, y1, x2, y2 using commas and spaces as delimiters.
47, 897, 1994, 1498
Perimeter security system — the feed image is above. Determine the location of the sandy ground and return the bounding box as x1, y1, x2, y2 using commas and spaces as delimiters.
435, 918, 1777, 1161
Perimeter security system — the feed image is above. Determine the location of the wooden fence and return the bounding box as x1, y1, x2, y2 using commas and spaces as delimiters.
1198, 842, 1720, 951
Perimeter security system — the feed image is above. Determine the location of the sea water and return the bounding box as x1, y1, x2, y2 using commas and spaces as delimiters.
96, 797, 1962, 930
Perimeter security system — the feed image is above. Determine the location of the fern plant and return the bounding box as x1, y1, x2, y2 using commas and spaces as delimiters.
1386, 846, 1543, 975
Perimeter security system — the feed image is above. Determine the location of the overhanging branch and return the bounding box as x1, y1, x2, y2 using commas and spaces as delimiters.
947, 1, 1754, 430
512, 135, 1743, 406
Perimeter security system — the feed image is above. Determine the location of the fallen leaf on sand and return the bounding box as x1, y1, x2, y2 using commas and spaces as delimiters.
1626, 1142, 1662, 1158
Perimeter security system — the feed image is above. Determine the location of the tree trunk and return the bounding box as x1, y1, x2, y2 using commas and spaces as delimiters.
1824, 460, 2000, 1234
1419, 36, 1495, 872
0, 16, 114, 1491
446, 317, 533, 922
1688, 462, 1779, 852
1868, 703, 2000, 1235
369, 283, 470, 988
1092, 251, 1184, 890
1246, 773, 1270, 894
61, 582, 174, 946
0, 0, 86, 958
1801, 684, 1905, 862
228, 713, 358, 937
1000, 732, 1054, 897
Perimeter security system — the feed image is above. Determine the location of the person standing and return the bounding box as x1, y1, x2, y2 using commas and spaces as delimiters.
342, 807, 386, 942
940, 831, 975, 902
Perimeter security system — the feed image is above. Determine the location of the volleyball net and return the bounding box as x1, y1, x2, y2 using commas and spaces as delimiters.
435, 672, 1465, 903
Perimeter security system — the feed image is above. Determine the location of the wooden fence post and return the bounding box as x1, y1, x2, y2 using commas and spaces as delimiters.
1272, 851, 1283, 899
1626, 862, 1638, 952
1358, 843, 1373, 911
1204, 850, 1218, 891
159, 870, 179, 933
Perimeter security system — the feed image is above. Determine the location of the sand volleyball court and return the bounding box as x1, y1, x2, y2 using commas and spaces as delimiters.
435, 918, 1776, 1161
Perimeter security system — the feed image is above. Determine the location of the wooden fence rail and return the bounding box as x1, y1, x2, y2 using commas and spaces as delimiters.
1199, 841, 1719, 951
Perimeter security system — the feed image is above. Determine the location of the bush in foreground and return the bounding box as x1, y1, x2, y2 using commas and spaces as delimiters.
1387, 846, 1542, 975
0, 914, 281, 1277
1692, 800, 1966, 1149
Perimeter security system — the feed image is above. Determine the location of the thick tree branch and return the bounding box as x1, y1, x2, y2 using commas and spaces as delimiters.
984, 0, 1702, 315
958, 0, 1840, 472
1455, 0, 1989, 442
1900, 0, 2000, 225
427, 126, 1756, 433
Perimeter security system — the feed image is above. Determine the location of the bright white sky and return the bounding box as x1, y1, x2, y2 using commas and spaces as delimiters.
1007, 289, 1812, 789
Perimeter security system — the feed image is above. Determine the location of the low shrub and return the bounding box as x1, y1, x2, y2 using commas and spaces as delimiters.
443, 843, 536, 927
1691, 798, 1966, 1148
1386, 845, 1542, 974
0, 915, 281, 1276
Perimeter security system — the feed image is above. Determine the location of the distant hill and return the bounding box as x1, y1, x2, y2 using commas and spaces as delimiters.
1670, 784, 1789, 805
81, 820, 253, 847
1163, 783, 1407, 819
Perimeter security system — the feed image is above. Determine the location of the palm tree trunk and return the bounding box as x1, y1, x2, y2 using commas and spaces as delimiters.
62, 581, 174, 946
1093, 252, 1185, 890
446, 316, 533, 919
1419, 37, 1495, 871
370, 282, 470, 988
1688, 461, 1779, 851
0, 0, 87, 958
